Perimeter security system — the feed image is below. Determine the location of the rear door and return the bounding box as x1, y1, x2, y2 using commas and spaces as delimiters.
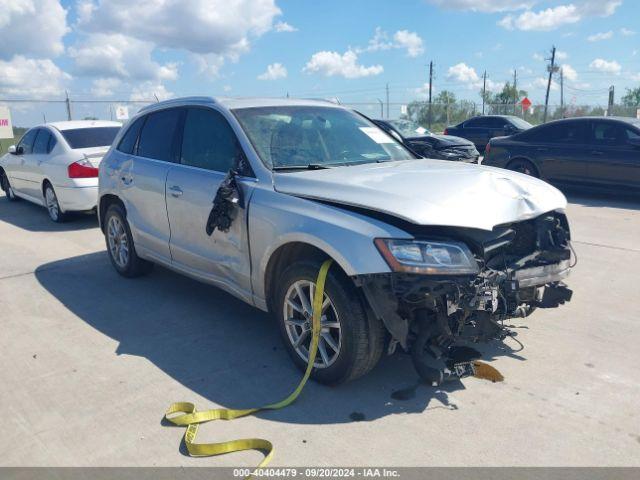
587, 121, 640, 187
119, 107, 183, 262
535, 120, 590, 182
26, 128, 53, 198
166, 106, 255, 299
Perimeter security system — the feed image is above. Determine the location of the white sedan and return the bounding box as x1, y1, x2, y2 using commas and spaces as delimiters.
0, 120, 121, 222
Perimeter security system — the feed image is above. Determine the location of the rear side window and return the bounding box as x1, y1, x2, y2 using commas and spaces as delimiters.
117, 117, 145, 154
464, 117, 487, 128
137, 108, 183, 162
32, 129, 52, 154
547, 122, 588, 144
590, 122, 633, 146
180, 108, 242, 172
18, 129, 38, 154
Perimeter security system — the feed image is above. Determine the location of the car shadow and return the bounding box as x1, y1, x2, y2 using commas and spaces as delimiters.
561, 186, 640, 211
34, 251, 523, 426
0, 192, 97, 232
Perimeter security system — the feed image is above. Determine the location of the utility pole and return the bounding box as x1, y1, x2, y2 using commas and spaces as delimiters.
65, 90, 72, 121
428, 61, 433, 128
513, 69, 518, 115
377, 98, 384, 118
560, 68, 564, 118
543, 46, 557, 123
385, 83, 389, 119
607, 86, 615, 116
482, 71, 487, 115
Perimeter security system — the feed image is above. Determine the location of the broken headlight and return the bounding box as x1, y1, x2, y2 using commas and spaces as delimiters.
375, 238, 479, 275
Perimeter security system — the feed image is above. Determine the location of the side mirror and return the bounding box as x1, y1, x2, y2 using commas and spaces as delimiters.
8, 145, 17, 154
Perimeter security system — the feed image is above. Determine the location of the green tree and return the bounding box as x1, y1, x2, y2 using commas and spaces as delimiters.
621, 87, 640, 107
480, 82, 528, 115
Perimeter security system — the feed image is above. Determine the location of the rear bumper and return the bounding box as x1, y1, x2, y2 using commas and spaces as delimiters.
56, 185, 98, 212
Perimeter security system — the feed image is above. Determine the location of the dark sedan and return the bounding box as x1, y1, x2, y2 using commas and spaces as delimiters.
483, 117, 640, 189
444, 115, 533, 152
373, 119, 480, 162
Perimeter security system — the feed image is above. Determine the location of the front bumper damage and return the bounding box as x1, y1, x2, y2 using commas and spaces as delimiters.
354, 211, 574, 384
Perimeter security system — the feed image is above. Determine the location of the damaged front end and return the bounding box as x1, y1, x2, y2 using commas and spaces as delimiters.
355, 211, 574, 384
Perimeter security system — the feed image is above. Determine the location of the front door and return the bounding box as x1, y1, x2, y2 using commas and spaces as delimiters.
8, 128, 38, 195
166, 106, 255, 300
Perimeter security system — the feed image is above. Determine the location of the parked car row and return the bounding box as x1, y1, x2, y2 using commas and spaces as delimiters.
0, 97, 574, 385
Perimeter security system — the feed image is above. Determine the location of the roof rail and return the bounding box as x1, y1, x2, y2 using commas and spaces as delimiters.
139, 96, 216, 113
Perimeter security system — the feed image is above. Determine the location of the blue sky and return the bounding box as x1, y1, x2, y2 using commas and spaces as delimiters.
1, 0, 639, 125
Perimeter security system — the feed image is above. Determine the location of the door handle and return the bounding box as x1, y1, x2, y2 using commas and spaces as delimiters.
169, 185, 183, 197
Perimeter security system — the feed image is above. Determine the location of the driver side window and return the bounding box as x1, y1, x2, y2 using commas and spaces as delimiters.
18, 129, 38, 154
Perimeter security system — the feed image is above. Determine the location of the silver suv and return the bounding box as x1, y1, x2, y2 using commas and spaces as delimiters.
98, 97, 573, 384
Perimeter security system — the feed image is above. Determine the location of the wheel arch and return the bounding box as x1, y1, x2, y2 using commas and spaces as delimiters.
98, 194, 126, 233
263, 241, 352, 314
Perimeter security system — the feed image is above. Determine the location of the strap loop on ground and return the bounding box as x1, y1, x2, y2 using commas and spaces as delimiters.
164, 259, 333, 475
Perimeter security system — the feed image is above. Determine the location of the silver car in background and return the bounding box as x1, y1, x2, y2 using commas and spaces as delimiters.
98, 97, 573, 385
0, 121, 121, 222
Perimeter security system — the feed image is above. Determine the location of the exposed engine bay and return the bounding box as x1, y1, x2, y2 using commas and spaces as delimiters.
354, 211, 574, 384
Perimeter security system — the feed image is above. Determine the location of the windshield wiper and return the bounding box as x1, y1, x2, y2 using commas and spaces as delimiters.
272, 163, 331, 171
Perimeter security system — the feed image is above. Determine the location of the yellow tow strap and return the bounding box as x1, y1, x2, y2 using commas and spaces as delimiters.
164, 259, 333, 472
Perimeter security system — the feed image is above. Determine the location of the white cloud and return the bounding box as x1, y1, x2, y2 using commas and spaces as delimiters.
90, 78, 121, 97
359, 28, 424, 57
531, 77, 558, 91
303, 50, 383, 79
258, 62, 287, 80
532, 52, 544, 61
68, 34, 179, 82
393, 30, 425, 57
498, 0, 621, 31
274, 21, 297, 32
0, 0, 69, 60
0, 55, 71, 97
129, 82, 174, 102
447, 63, 480, 84
620, 28, 636, 36
589, 58, 622, 75
561, 64, 578, 81
556, 50, 569, 60
588, 31, 613, 42
425, 0, 535, 12
75, 0, 281, 76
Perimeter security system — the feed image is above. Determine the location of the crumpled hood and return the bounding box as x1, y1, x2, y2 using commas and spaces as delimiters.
273, 159, 567, 231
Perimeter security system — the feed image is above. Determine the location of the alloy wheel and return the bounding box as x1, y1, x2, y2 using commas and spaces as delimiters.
45, 187, 59, 221
283, 279, 342, 368
107, 216, 130, 269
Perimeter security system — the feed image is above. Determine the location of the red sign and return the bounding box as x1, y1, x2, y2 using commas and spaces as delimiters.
521, 97, 532, 111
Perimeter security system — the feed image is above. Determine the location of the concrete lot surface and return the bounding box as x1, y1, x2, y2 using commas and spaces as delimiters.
1, 189, 639, 467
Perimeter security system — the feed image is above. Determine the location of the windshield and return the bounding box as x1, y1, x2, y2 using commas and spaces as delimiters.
61, 127, 121, 149
509, 117, 533, 130
389, 119, 431, 138
233, 106, 414, 169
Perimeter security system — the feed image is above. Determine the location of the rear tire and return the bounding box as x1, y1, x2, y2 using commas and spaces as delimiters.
275, 259, 384, 385
44, 183, 68, 223
0, 170, 19, 202
104, 203, 153, 278
507, 158, 538, 178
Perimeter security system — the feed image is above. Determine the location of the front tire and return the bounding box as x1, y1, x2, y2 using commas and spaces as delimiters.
0, 170, 19, 202
104, 203, 153, 278
44, 183, 68, 222
275, 259, 384, 385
